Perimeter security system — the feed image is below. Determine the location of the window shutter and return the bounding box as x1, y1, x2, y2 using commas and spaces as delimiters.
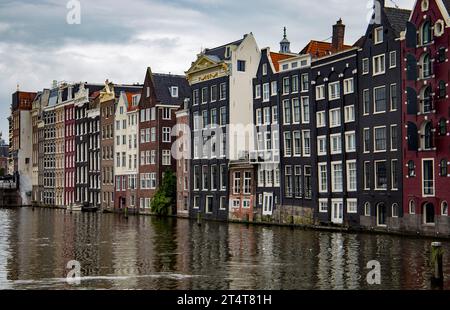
406, 54, 417, 81
406, 22, 417, 48
407, 122, 418, 151
407, 87, 418, 115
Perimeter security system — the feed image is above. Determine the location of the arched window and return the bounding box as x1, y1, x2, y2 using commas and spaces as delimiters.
392, 203, 399, 218
409, 200, 416, 214
422, 86, 432, 113
421, 21, 432, 45
440, 159, 448, 177
364, 202, 371, 216
408, 160, 416, 177
438, 81, 446, 98
442, 201, 449, 216
439, 118, 447, 135
422, 122, 433, 150
423, 203, 435, 224
421, 54, 432, 78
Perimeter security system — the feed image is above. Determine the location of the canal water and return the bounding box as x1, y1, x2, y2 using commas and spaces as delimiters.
0, 208, 448, 290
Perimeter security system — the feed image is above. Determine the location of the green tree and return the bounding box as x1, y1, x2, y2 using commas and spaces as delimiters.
151, 169, 176, 216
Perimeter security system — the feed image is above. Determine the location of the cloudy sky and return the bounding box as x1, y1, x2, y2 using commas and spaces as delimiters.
0, 0, 413, 143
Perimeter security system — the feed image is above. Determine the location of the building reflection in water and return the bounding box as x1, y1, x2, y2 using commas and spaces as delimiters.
0, 208, 449, 290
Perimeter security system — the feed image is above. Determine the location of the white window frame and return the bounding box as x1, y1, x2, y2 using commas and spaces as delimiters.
390, 124, 398, 151
263, 83, 270, 102
373, 54, 386, 76
330, 133, 342, 155
346, 160, 357, 192
362, 58, 369, 75
374, 160, 388, 191
389, 51, 397, 68
331, 161, 343, 193
345, 131, 356, 153
374, 26, 383, 44
316, 85, 325, 100
316, 111, 326, 128
318, 163, 328, 193
255, 84, 261, 99
317, 135, 327, 156
374, 126, 387, 153
422, 158, 435, 197
344, 105, 355, 123
347, 198, 358, 214
319, 199, 328, 213
373, 85, 386, 114
343, 78, 354, 95
329, 108, 341, 128
328, 81, 340, 101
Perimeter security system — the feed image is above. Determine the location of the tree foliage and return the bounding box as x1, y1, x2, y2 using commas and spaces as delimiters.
151, 169, 176, 216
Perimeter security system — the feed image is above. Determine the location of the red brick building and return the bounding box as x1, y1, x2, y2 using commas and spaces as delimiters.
402, 0, 450, 235
175, 104, 190, 217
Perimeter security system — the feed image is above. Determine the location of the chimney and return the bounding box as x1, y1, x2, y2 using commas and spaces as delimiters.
332, 18, 345, 53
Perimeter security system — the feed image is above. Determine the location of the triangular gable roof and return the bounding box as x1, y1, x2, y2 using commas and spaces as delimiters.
409, 0, 450, 25
186, 54, 222, 75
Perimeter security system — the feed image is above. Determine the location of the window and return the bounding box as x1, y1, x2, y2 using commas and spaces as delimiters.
374, 86, 386, 113
202, 165, 209, 190
347, 161, 357, 192
244, 172, 251, 194
301, 73, 309, 92
283, 77, 290, 95
329, 108, 341, 128
271, 81, 278, 96
211, 165, 218, 191
262, 83, 270, 102
363, 89, 370, 115
373, 54, 385, 75
301, 97, 310, 124
330, 134, 342, 155
391, 160, 399, 190
162, 127, 171, 143
304, 166, 312, 199
262, 63, 268, 75
171, 86, 179, 98
374, 126, 387, 152
284, 132, 292, 157
201, 88, 208, 104
328, 82, 340, 100
389, 51, 396, 68
408, 160, 416, 177
162, 150, 171, 166
362, 58, 369, 75
318, 163, 328, 193
390, 125, 398, 151
237, 60, 246, 72
347, 199, 358, 214
292, 75, 299, 93
345, 131, 356, 153
192, 90, 199, 105
316, 85, 325, 100
202, 110, 208, 130
319, 199, 328, 213
374, 27, 383, 44
364, 202, 371, 216
392, 203, 399, 218
364, 161, 371, 190
206, 196, 213, 213
390, 84, 398, 111
421, 86, 432, 113
242, 199, 250, 209
293, 166, 301, 198
272, 106, 278, 124
283, 100, 291, 124
421, 21, 432, 45
256, 109, 262, 126
422, 122, 433, 150
344, 105, 355, 123
317, 136, 327, 156
302, 130, 311, 156
285, 166, 293, 197
220, 164, 227, 190
375, 161, 387, 190
293, 131, 301, 156
331, 162, 343, 192
409, 200, 416, 214
343, 78, 354, 94
423, 159, 435, 196
442, 201, 449, 216
220, 107, 226, 126
292, 98, 300, 123
231, 200, 240, 209
316, 111, 326, 128
438, 81, 446, 99
255, 85, 261, 99
220, 83, 227, 100
210, 85, 217, 102
440, 159, 448, 177
233, 172, 241, 194
421, 54, 432, 79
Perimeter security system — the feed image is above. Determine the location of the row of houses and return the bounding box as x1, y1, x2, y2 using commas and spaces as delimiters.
9, 0, 450, 237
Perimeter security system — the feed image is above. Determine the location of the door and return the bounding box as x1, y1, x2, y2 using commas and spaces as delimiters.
377, 203, 386, 226
263, 193, 273, 216
331, 200, 344, 224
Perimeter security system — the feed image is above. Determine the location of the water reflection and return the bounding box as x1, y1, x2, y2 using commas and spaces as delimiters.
0, 208, 448, 290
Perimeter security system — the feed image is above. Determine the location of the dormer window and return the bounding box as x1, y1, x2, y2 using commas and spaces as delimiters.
171, 86, 179, 98
262, 63, 268, 76
132, 95, 139, 106
374, 27, 383, 44
225, 46, 231, 58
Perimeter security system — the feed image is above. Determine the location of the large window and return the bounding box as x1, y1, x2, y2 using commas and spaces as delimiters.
374, 127, 387, 152
421, 54, 432, 79
328, 82, 340, 100
302, 130, 311, 156
390, 84, 398, 111
292, 98, 300, 123
284, 132, 292, 157
347, 161, 357, 192
363, 89, 370, 115
331, 162, 343, 192
329, 108, 341, 128
330, 134, 342, 155
301, 97, 310, 124
421, 21, 432, 45
283, 100, 291, 124
318, 163, 328, 193
345, 131, 356, 153
423, 159, 434, 196
375, 161, 387, 190
373, 54, 385, 75
285, 166, 293, 197
374, 86, 386, 113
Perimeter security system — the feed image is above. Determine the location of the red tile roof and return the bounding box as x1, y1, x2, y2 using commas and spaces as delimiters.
269, 52, 296, 72
126, 92, 140, 112
300, 40, 352, 58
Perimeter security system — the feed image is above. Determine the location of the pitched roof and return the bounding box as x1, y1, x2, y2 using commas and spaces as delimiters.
300, 40, 352, 58
384, 7, 411, 36
203, 36, 246, 61
153, 73, 190, 106
443, 0, 450, 13
269, 52, 296, 72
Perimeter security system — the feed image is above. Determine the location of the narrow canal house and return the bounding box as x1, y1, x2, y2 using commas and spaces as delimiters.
64, 84, 76, 207
308, 19, 360, 227
42, 88, 57, 206
87, 92, 101, 208
113, 90, 142, 212
185, 33, 261, 221
402, 0, 450, 236
55, 87, 66, 208
357, 2, 411, 230
137, 68, 189, 214
175, 100, 190, 218
74, 83, 103, 207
